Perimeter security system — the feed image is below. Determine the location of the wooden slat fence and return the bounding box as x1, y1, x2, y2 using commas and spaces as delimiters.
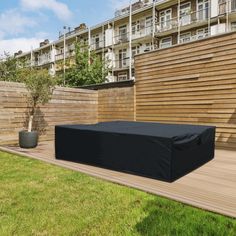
98, 87, 135, 122
0, 81, 98, 145
135, 32, 236, 150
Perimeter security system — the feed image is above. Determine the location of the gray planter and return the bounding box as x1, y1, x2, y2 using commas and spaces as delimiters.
19, 130, 38, 148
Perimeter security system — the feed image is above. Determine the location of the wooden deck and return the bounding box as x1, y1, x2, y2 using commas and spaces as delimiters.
1, 141, 236, 218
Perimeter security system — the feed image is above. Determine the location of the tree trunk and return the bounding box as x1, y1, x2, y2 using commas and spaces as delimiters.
28, 115, 33, 132
28, 101, 36, 133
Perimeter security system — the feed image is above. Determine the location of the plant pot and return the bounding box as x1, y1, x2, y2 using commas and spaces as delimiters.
19, 130, 38, 148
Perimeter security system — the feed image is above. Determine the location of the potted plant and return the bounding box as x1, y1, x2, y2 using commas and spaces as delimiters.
19, 69, 55, 148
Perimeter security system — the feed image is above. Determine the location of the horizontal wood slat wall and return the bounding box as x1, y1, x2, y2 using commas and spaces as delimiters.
98, 87, 135, 122
135, 32, 236, 150
0, 81, 98, 145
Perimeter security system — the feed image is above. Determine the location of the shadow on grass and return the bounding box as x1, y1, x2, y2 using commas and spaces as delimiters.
135, 199, 236, 236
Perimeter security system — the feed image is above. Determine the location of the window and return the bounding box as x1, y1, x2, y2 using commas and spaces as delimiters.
231, 22, 236, 31
118, 49, 127, 68
144, 42, 152, 52
232, 0, 236, 11
196, 27, 209, 39
132, 21, 140, 35
119, 25, 128, 42
92, 34, 100, 49
160, 37, 172, 48
145, 16, 153, 34
219, 0, 227, 14
118, 72, 128, 81
159, 9, 172, 31
197, 0, 209, 21
179, 32, 191, 43
179, 3, 191, 26
132, 46, 140, 57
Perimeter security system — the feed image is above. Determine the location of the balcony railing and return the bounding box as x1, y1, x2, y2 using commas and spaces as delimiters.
179, 32, 209, 44
114, 1, 148, 17
90, 40, 105, 51
132, 25, 153, 39
113, 25, 153, 44
115, 58, 129, 69
156, 7, 210, 33
55, 53, 64, 61
114, 32, 130, 45
67, 44, 75, 51
35, 54, 52, 66
55, 51, 75, 61
113, 57, 135, 69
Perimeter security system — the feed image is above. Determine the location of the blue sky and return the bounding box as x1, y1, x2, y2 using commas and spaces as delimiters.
0, 0, 129, 55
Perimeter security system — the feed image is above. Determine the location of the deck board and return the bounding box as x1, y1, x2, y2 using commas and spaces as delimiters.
1, 141, 235, 218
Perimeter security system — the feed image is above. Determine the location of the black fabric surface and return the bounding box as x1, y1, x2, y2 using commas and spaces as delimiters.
55, 121, 215, 182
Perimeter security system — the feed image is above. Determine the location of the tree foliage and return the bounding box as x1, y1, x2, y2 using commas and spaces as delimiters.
23, 69, 56, 108
0, 52, 25, 82
0, 51, 57, 131
20, 68, 56, 132
64, 43, 110, 87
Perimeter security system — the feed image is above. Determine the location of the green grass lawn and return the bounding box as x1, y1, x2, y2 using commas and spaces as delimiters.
0, 151, 235, 236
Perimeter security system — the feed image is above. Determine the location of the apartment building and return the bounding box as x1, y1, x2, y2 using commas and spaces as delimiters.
15, 0, 236, 82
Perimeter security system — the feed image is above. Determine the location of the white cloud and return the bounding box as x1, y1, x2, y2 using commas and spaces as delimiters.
20, 0, 73, 21
0, 38, 44, 55
0, 9, 36, 39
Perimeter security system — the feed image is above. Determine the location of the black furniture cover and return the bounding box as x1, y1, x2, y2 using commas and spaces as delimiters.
55, 121, 215, 182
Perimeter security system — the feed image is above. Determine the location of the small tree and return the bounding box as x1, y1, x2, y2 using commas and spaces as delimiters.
0, 52, 25, 82
21, 69, 56, 132
64, 43, 110, 87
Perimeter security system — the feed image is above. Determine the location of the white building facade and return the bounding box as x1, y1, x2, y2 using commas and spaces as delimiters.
16, 0, 236, 82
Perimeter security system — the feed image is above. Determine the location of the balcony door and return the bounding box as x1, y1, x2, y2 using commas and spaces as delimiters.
119, 49, 127, 68
95, 37, 100, 49
145, 16, 153, 35
160, 9, 172, 31
179, 2, 191, 26
132, 21, 140, 37
197, 0, 209, 21
232, 0, 236, 11
92, 35, 100, 50
119, 25, 127, 42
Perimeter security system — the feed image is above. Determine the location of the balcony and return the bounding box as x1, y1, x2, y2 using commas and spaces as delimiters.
90, 40, 105, 51
55, 51, 75, 61
179, 32, 209, 44
35, 54, 52, 66
67, 44, 75, 52
114, 1, 146, 17
156, 19, 178, 33
156, 7, 210, 33
132, 25, 153, 40
113, 58, 134, 70
114, 32, 129, 45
